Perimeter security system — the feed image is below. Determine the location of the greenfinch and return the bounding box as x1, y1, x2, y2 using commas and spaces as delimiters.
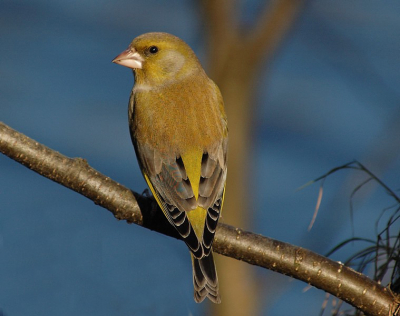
113, 32, 228, 304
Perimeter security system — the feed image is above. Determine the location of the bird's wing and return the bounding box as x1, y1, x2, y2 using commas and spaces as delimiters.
137, 143, 204, 258
136, 139, 227, 259
197, 140, 227, 256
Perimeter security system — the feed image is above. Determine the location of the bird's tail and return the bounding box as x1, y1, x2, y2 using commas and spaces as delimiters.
191, 251, 221, 304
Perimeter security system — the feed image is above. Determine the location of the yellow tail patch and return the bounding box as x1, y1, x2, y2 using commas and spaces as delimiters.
186, 206, 207, 240
181, 148, 206, 239
180, 148, 203, 200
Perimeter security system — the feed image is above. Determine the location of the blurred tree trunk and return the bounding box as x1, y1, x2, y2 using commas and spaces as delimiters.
200, 0, 306, 314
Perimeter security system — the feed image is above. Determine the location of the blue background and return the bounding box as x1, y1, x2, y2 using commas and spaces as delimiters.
1, 0, 400, 315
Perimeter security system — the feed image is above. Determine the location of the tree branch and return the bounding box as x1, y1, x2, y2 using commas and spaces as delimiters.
198, 2, 307, 314
199, 0, 239, 83
0, 121, 397, 316
245, 0, 307, 68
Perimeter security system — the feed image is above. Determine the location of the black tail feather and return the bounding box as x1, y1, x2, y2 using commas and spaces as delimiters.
192, 252, 221, 304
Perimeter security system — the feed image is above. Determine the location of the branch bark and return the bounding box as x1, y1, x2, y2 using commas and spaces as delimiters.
0, 121, 398, 315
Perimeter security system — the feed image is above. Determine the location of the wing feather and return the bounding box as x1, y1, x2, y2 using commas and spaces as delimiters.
137, 140, 226, 259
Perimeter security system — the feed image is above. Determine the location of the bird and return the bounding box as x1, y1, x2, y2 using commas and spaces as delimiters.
112, 32, 228, 303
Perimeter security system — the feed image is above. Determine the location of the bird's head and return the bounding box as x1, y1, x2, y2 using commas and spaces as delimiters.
113, 32, 203, 86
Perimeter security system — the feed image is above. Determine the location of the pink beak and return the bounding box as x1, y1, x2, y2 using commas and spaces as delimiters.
112, 47, 144, 69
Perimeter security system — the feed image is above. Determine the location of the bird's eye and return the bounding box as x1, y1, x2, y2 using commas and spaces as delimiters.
149, 46, 159, 54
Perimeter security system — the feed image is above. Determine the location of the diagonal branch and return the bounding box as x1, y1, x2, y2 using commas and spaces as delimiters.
200, 0, 306, 83
0, 121, 397, 316
245, 0, 307, 68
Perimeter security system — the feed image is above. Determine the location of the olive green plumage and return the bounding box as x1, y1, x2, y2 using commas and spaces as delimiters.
113, 32, 228, 303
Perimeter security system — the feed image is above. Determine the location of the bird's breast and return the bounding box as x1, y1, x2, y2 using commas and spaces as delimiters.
131, 77, 225, 158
